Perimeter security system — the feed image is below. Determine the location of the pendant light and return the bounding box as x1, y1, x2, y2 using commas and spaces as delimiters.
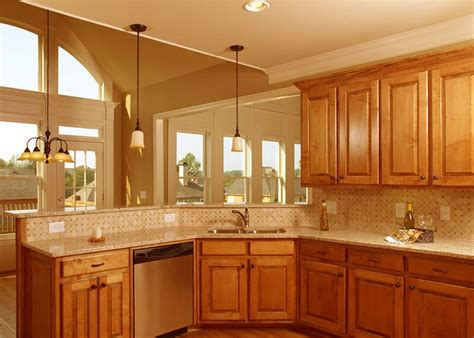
17, 11, 73, 164
129, 24, 146, 149
230, 45, 244, 152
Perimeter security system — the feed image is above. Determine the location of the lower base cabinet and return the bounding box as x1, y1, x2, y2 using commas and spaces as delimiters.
348, 268, 404, 338
407, 278, 474, 338
300, 259, 345, 334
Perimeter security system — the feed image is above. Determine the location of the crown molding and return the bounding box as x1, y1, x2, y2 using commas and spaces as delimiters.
265, 14, 474, 84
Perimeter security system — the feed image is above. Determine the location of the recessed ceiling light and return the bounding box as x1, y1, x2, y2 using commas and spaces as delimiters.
243, 1, 270, 13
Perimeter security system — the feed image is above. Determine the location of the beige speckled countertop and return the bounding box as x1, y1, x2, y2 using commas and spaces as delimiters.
23, 226, 473, 260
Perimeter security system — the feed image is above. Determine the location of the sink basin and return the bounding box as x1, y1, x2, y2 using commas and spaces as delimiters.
208, 228, 286, 234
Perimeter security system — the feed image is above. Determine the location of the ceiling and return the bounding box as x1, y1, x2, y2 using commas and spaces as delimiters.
20, 0, 473, 72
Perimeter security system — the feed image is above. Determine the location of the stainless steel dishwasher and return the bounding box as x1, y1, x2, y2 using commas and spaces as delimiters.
133, 242, 193, 338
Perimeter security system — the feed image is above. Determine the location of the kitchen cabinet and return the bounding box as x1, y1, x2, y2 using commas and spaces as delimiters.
200, 257, 248, 321
348, 268, 404, 338
300, 259, 345, 334
197, 240, 296, 323
432, 61, 474, 186
249, 256, 296, 321
381, 71, 429, 185
407, 278, 474, 338
301, 87, 337, 185
338, 80, 379, 184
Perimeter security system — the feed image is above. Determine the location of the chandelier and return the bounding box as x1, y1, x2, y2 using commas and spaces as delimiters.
17, 11, 73, 164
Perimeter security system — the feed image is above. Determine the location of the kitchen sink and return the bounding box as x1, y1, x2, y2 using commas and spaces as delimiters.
208, 228, 286, 234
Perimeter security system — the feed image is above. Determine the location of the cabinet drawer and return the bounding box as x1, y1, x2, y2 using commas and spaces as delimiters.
348, 249, 404, 272
300, 240, 346, 262
61, 250, 129, 278
408, 257, 474, 283
200, 240, 247, 256
250, 240, 294, 255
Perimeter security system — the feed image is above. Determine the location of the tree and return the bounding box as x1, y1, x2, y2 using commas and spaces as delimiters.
178, 153, 202, 177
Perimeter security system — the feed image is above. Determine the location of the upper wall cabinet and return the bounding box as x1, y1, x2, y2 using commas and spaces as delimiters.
296, 46, 474, 187
432, 61, 474, 186
338, 80, 379, 185
301, 87, 337, 185
381, 71, 429, 185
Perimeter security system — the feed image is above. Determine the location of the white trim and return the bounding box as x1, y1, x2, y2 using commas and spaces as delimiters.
266, 14, 474, 84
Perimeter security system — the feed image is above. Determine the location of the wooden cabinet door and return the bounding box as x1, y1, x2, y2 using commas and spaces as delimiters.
249, 256, 296, 321
61, 276, 99, 338
200, 257, 248, 322
407, 278, 474, 338
432, 62, 474, 186
301, 87, 337, 185
381, 72, 429, 185
300, 259, 345, 334
348, 269, 404, 338
98, 272, 130, 338
338, 80, 379, 184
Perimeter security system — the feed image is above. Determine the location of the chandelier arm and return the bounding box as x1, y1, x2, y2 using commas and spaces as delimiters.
34, 136, 47, 147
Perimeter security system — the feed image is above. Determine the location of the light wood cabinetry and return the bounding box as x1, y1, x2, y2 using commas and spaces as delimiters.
301, 87, 337, 185
296, 46, 474, 187
432, 61, 474, 186
348, 268, 404, 338
381, 71, 429, 185
300, 259, 345, 334
338, 80, 379, 184
407, 278, 474, 338
200, 257, 248, 322
197, 240, 296, 324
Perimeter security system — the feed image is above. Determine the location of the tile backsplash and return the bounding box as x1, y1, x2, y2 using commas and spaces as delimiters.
313, 187, 474, 240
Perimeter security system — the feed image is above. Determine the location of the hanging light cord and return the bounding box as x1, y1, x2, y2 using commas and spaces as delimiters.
136, 29, 140, 128
235, 48, 239, 135
46, 10, 50, 130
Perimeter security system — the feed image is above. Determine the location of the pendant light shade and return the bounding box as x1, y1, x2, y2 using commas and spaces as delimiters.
129, 24, 146, 149
230, 45, 244, 152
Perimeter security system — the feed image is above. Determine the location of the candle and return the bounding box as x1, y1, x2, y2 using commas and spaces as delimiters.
94, 227, 102, 239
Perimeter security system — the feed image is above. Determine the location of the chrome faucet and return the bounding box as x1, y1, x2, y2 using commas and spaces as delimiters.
232, 207, 250, 228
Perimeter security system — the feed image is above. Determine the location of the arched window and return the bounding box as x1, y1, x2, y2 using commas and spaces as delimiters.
0, 23, 39, 91
58, 46, 100, 100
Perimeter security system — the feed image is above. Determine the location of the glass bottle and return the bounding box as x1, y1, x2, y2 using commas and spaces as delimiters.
404, 201, 415, 229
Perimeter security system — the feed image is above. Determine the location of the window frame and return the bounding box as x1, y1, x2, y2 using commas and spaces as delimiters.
293, 142, 309, 205
261, 138, 285, 204
223, 135, 249, 205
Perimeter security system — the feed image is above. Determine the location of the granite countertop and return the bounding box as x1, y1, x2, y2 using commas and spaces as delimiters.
23, 226, 474, 259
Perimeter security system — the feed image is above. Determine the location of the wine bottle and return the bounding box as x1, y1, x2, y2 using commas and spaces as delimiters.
404, 201, 415, 229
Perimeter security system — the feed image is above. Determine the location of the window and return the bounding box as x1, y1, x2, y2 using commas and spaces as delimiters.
262, 140, 282, 203
0, 121, 39, 233
58, 47, 100, 100
59, 126, 99, 138
64, 150, 97, 211
0, 24, 39, 91
294, 144, 308, 204
176, 132, 206, 204
224, 136, 248, 204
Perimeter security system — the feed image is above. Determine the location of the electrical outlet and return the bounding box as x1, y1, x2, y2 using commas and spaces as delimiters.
440, 206, 450, 221
395, 203, 405, 218
164, 213, 176, 223
139, 191, 147, 200
48, 221, 65, 233
326, 201, 337, 214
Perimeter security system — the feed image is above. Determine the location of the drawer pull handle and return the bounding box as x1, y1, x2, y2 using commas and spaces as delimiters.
395, 282, 401, 288
337, 272, 343, 277
330, 176, 336, 180
91, 263, 105, 268
368, 259, 381, 264
339, 175, 345, 179
317, 250, 327, 255
409, 285, 416, 290
101, 282, 108, 288
90, 284, 97, 290
433, 268, 448, 274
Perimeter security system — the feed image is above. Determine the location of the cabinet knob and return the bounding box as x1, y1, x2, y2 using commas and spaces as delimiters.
395, 282, 401, 288
240, 264, 245, 269
420, 175, 426, 179
251, 264, 255, 269
339, 175, 345, 179
91, 263, 105, 268
433, 175, 439, 180
90, 284, 97, 290
409, 285, 416, 290
101, 282, 108, 288
337, 272, 343, 277
330, 176, 336, 180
